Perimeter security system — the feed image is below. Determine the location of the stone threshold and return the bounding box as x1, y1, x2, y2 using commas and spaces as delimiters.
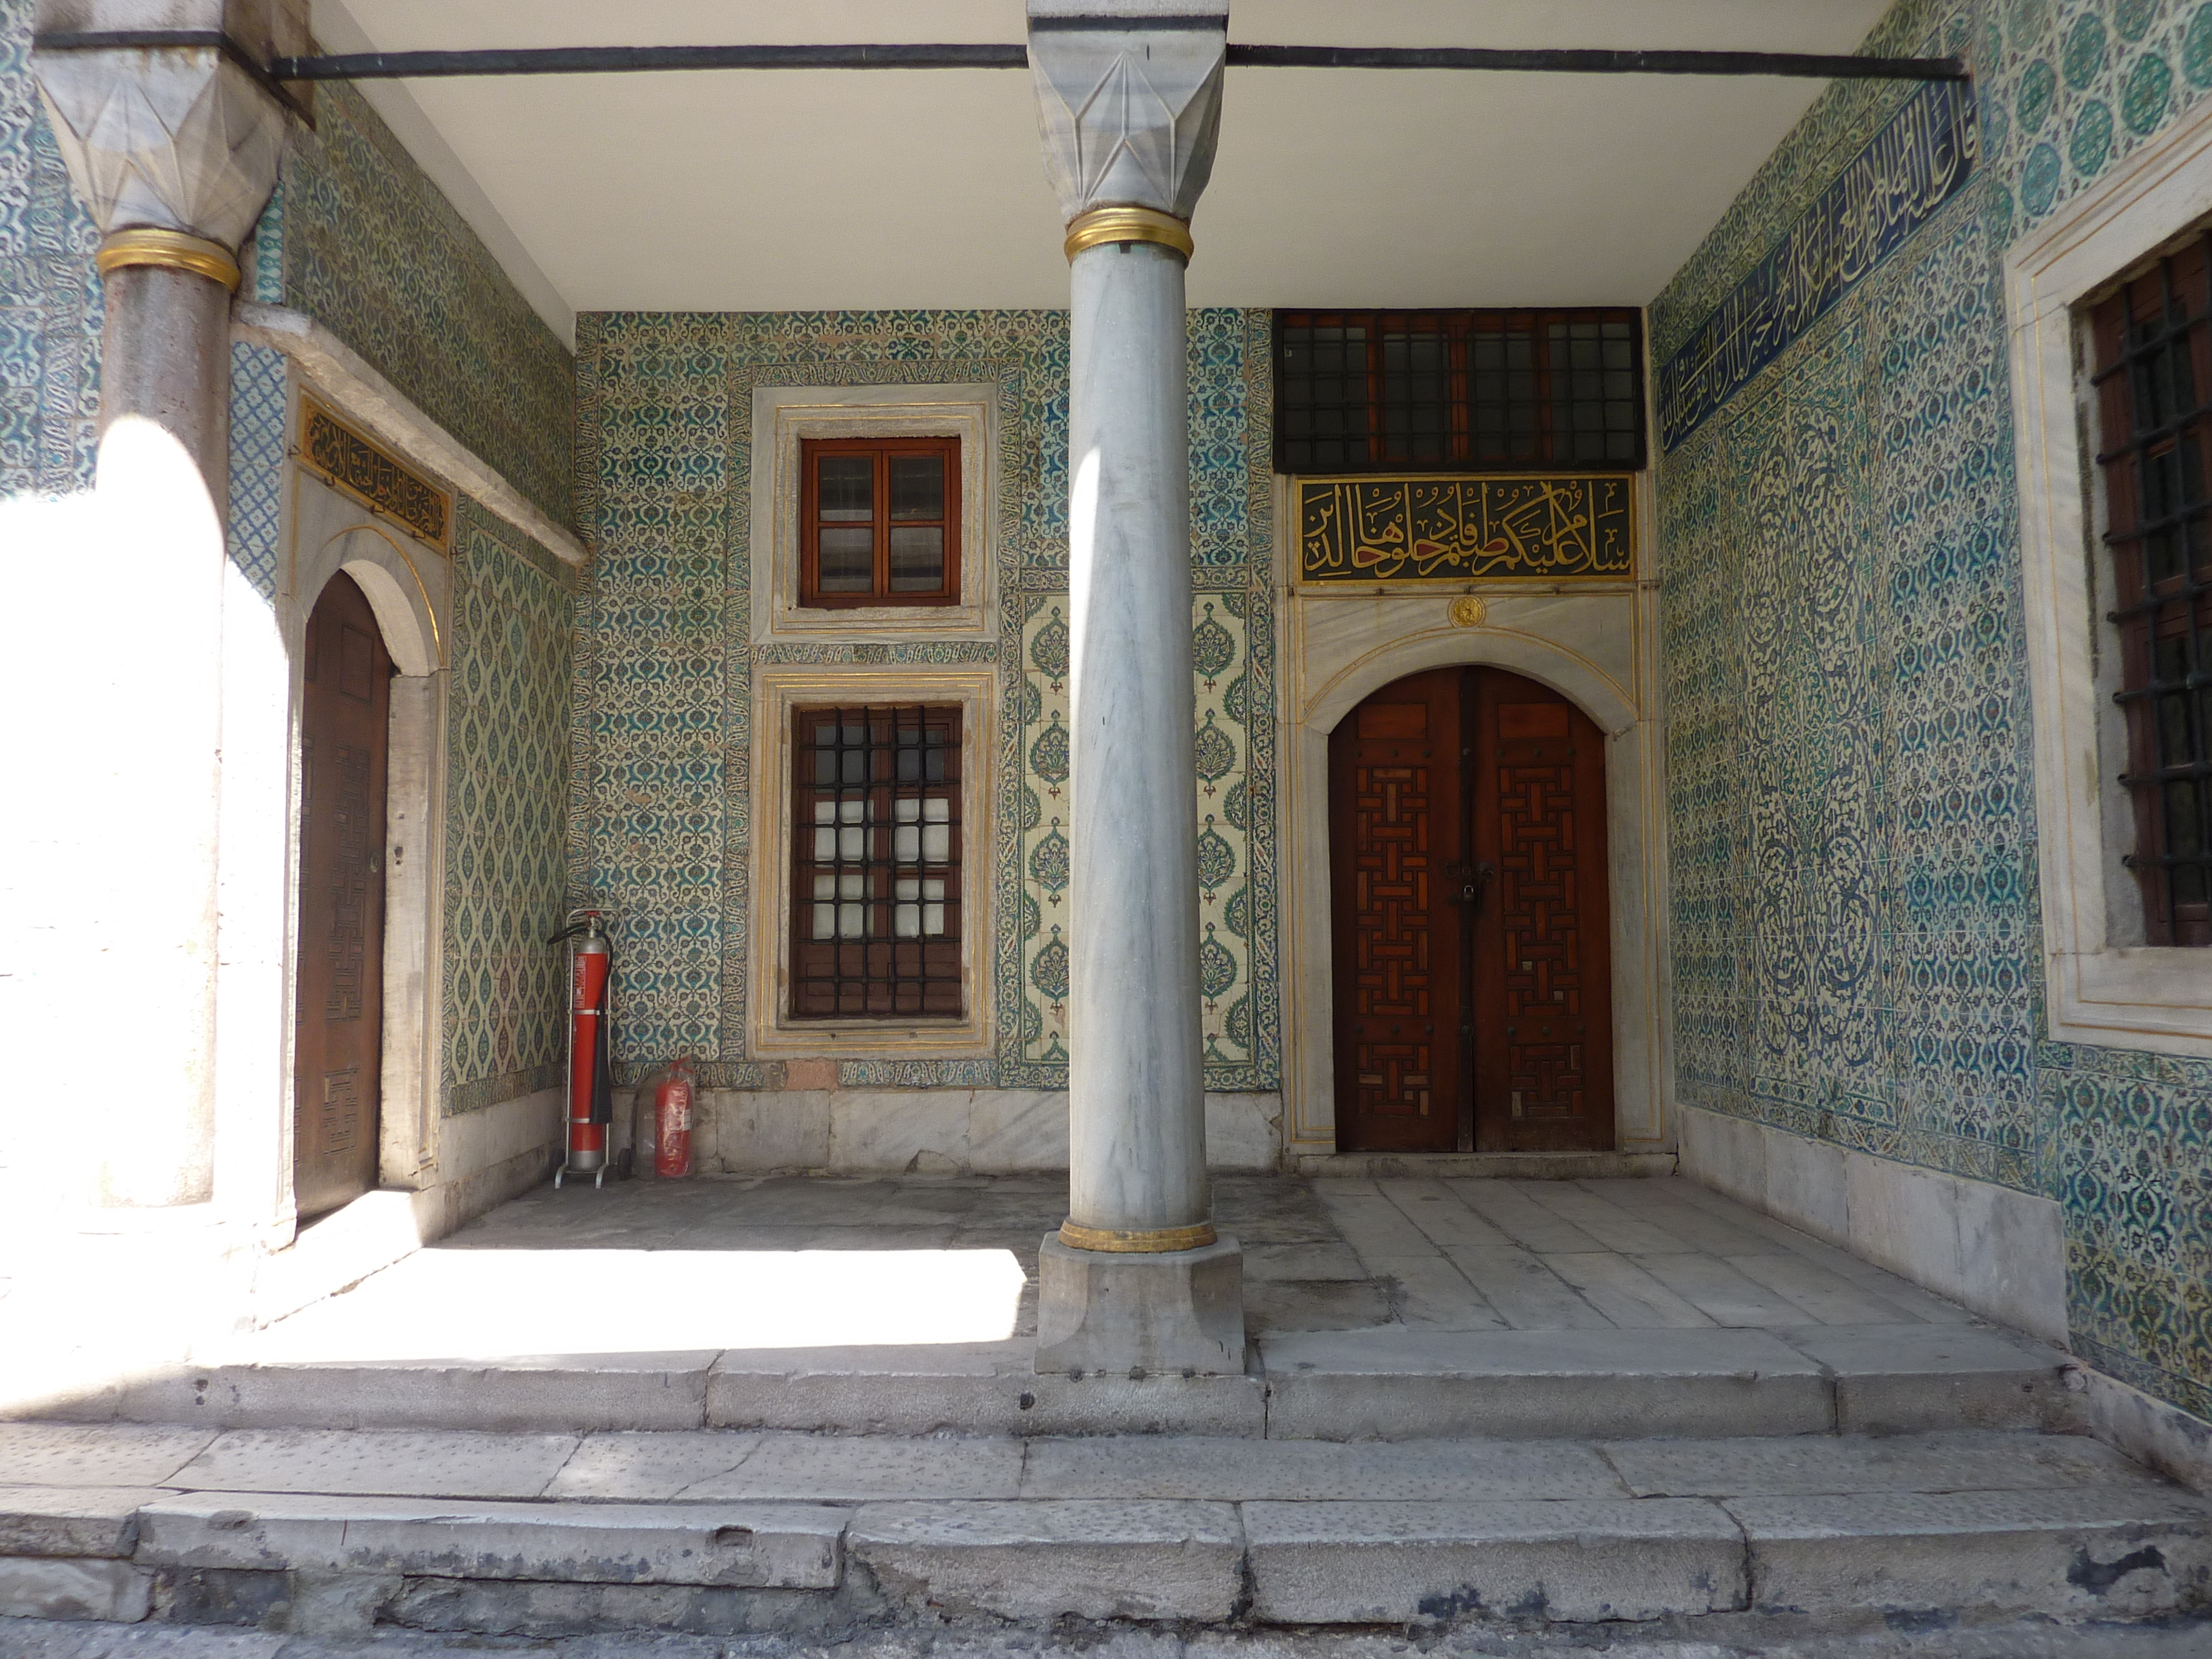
1289, 1151, 1677, 1179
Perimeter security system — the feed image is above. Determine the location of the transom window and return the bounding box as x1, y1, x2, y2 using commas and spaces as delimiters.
790, 705, 964, 1018
800, 436, 961, 608
2094, 230, 2212, 946
1275, 309, 1645, 474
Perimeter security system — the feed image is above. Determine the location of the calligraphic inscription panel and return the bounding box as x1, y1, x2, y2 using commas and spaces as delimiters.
1330, 674, 1464, 1151
1299, 475, 1633, 585
301, 397, 451, 549
1656, 77, 1976, 452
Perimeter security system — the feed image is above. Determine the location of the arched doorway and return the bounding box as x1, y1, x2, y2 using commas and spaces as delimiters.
1330, 665, 1614, 1153
293, 569, 394, 1219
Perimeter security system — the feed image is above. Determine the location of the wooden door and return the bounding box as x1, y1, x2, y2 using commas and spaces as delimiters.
293, 572, 390, 1219
1330, 667, 1613, 1153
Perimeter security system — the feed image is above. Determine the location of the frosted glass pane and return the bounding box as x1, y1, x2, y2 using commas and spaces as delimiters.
811, 902, 836, 940
893, 825, 919, 863
837, 902, 866, 938
922, 823, 950, 863
819, 526, 873, 592
813, 827, 836, 860
922, 902, 945, 935
888, 526, 943, 592
838, 826, 865, 860
818, 455, 873, 520
889, 454, 943, 520
894, 903, 920, 938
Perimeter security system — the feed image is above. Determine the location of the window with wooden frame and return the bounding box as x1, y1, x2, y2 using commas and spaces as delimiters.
2094, 230, 2212, 946
799, 436, 961, 608
791, 704, 964, 1018
1275, 309, 1644, 474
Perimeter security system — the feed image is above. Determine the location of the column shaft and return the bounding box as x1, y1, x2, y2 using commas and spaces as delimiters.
1065, 241, 1208, 1236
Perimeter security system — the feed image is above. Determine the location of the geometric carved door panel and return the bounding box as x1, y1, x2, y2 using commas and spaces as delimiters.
1329, 670, 1464, 1152
293, 571, 390, 1220
1331, 666, 1613, 1153
1468, 674, 1613, 1151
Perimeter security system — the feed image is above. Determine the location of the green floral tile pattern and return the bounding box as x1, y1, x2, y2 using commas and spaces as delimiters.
573, 308, 1279, 1093
1656, 0, 2212, 1426
443, 501, 576, 1114
271, 84, 574, 532
0, 0, 99, 499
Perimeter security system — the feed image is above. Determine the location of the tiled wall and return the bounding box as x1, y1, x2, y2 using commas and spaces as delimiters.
443, 503, 576, 1114
572, 309, 1279, 1094
0, 0, 99, 498
1657, 0, 2212, 1421
261, 84, 574, 532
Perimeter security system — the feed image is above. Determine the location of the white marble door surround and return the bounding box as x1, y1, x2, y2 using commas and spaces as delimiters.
1279, 574, 1671, 1155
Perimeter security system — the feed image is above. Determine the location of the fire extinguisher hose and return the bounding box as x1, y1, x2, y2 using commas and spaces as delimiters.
591, 970, 615, 1127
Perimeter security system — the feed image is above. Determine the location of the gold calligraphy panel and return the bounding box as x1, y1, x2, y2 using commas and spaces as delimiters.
300, 398, 451, 551
1298, 475, 1633, 585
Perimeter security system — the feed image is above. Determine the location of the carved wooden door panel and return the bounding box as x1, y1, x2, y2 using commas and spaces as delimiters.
1329, 671, 1464, 1152
1332, 667, 1613, 1153
293, 572, 390, 1219
1469, 671, 1614, 1151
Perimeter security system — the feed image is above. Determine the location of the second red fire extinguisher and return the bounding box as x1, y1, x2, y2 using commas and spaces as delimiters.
655, 1056, 695, 1179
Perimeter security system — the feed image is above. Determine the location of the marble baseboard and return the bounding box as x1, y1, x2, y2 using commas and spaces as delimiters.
1675, 1103, 2068, 1342
2082, 1366, 2212, 1497
676, 1088, 1283, 1175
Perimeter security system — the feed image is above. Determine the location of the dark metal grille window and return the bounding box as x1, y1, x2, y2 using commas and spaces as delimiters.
1275, 309, 1644, 474
2094, 231, 2212, 946
791, 705, 964, 1016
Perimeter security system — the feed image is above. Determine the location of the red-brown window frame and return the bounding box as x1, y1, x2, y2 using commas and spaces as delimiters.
2092, 230, 2212, 947
1273, 308, 1646, 474
799, 435, 962, 609
789, 703, 965, 1021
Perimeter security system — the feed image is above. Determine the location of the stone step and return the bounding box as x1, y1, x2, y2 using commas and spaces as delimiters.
1261, 1322, 2075, 1439
78, 1320, 2076, 1441
1, 1444, 2204, 1634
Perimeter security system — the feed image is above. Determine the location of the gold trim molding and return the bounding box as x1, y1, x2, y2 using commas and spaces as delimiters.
96, 228, 240, 292
1059, 1219, 1219, 1253
299, 397, 451, 551
1064, 205, 1194, 263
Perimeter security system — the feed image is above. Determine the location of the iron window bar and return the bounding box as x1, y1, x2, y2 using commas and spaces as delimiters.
2094, 232, 2212, 945
791, 705, 962, 1022
31, 32, 1968, 84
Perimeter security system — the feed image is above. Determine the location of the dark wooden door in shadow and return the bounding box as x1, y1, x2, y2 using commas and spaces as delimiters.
1331, 666, 1614, 1153
293, 571, 390, 1219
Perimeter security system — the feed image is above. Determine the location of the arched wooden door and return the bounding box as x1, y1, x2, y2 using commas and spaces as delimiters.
293, 571, 392, 1219
1329, 666, 1614, 1153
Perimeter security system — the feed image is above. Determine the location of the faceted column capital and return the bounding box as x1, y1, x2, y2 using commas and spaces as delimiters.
1026, 0, 1227, 227
30, 0, 306, 259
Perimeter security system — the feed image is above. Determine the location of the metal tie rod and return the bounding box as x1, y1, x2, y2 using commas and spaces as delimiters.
32, 33, 1968, 82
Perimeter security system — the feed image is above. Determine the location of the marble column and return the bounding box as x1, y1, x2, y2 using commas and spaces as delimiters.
32, 3, 295, 1205
1027, 0, 1244, 1375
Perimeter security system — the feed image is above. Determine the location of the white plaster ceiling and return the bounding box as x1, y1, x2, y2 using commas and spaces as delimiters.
319, 1, 1896, 342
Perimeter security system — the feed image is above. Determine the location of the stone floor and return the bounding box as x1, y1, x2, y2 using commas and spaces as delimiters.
240, 1173, 1975, 1363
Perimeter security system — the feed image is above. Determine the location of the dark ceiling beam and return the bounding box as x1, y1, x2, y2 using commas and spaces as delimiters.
32, 32, 1969, 84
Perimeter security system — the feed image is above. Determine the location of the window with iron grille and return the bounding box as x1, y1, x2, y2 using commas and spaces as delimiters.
790, 705, 964, 1017
1275, 309, 1644, 474
2094, 232, 2212, 947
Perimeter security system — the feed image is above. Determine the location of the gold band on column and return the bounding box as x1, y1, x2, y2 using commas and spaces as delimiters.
1063, 205, 1195, 264
1059, 1219, 1219, 1253
96, 228, 242, 292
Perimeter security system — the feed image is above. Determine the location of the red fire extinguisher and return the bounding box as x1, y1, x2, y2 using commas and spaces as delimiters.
655, 1056, 695, 1179
548, 908, 615, 1188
